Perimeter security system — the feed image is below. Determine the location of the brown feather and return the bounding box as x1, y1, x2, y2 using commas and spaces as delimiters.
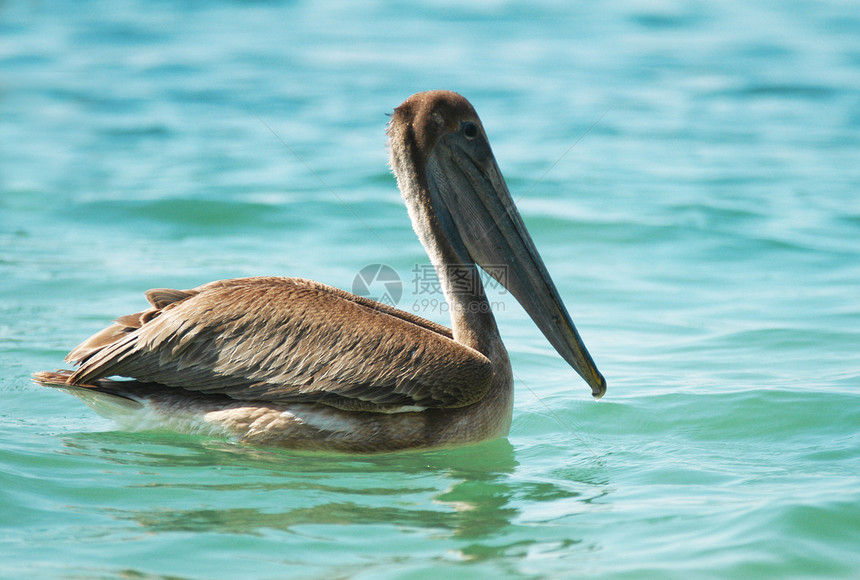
145, 288, 196, 309
66, 277, 493, 410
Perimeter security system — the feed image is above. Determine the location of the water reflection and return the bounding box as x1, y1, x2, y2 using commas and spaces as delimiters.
62, 431, 608, 550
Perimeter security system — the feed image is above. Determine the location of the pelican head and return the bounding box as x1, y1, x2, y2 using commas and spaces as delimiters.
389, 91, 606, 399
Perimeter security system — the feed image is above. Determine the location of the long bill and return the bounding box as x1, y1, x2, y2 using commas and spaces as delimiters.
426, 130, 607, 399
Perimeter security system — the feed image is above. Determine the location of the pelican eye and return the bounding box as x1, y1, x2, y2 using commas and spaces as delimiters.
462, 121, 479, 140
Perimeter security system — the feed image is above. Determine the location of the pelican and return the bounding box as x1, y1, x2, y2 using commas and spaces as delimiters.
33, 90, 606, 452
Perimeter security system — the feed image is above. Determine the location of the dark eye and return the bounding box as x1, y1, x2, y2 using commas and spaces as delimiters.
462, 121, 479, 139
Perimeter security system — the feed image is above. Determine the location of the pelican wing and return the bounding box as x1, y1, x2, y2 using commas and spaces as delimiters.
67, 277, 493, 411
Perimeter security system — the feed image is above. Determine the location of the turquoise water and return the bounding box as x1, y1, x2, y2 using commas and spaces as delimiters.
2, 0, 860, 577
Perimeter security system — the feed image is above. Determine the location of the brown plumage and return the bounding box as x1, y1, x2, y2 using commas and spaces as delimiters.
66, 277, 493, 411
33, 90, 605, 452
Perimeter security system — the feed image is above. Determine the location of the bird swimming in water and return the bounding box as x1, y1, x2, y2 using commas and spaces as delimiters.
33, 90, 605, 452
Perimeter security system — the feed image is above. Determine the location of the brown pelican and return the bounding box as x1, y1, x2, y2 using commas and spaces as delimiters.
33, 90, 606, 452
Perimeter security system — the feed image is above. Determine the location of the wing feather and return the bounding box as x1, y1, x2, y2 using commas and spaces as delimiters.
67, 277, 493, 410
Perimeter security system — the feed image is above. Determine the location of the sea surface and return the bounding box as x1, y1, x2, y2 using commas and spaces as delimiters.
2, 0, 859, 578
